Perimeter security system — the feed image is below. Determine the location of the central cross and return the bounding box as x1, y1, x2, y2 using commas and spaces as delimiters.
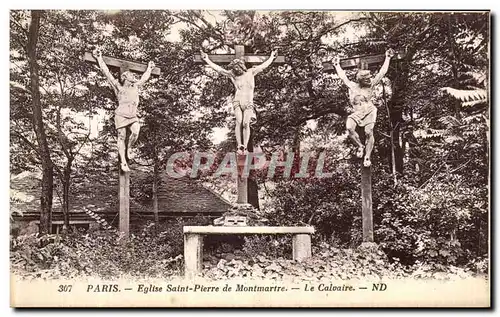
322, 51, 406, 72
194, 44, 286, 65
194, 44, 286, 211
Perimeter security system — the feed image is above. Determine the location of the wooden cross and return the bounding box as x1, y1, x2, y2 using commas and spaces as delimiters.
194, 45, 286, 208
84, 52, 161, 240
321, 50, 405, 244
194, 44, 286, 65
322, 51, 406, 72
83, 52, 162, 76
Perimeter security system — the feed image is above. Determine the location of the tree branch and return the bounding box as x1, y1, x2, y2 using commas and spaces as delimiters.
73, 132, 91, 156
11, 130, 40, 157
316, 17, 369, 40
449, 158, 472, 174
56, 103, 72, 160
418, 154, 450, 189
11, 16, 28, 33
172, 12, 224, 43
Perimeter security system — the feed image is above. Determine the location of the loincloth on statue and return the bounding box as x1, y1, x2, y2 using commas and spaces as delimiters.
114, 114, 139, 129
233, 100, 255, 111
233, 100, 257, 124
348, 103, 377, 127
114, 102, 139, 129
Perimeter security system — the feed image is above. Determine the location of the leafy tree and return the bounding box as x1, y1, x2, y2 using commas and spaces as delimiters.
11, 10, 109, 231
11, 10, 55, 234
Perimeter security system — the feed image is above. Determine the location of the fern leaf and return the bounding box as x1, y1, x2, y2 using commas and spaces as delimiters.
440, 87, 487, 105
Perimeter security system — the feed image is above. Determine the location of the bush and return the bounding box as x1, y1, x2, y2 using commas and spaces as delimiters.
266, 171, 360, 247
264, 166, 488, 270
375, 173, 488, 267
10, 218, 210, 279
130, 170, 157, 204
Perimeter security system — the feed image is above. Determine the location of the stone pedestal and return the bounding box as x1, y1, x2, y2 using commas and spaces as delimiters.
224, 215, 247, 226
184, 233, 203, 278
292, 233, 312, 261
213, 203, 268, 226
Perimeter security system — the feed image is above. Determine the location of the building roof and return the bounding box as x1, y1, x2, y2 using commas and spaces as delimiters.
11, 170, 231, 223
130, 173, 231, 216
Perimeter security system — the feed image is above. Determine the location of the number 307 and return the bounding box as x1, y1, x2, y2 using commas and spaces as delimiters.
58, 285, 72, 292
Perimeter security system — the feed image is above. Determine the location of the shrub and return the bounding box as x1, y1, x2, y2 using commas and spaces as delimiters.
375, 173, 487, 267
10, 218, 200, 279
265, 165, 488, 269
266, 170, 360, 246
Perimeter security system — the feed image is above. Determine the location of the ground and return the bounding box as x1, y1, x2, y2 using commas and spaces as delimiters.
10, 229, 485, 282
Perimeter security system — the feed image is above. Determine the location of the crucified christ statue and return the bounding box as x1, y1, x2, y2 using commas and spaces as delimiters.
93, 48, 155, 172
332, 48, 394, 167
200, 49, 277, 154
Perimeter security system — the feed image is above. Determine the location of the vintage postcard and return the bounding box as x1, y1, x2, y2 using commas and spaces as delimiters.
9, 9, 490, 307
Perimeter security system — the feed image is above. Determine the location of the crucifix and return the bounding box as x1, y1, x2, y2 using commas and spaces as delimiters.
321, 50, 406, 72
195, 45, 286, 224
194, 45, 286, 65
84, 50, 161, 239
322, 49, 405, 244
84, 52, 162, 76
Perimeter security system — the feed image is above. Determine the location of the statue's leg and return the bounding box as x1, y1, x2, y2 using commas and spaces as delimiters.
127, 122, 140, 160
234, 107, 244, 152
117, 128, 130, 172
242, 109, 253, 151
346, 117, 364, 158
363, 123, 375, 167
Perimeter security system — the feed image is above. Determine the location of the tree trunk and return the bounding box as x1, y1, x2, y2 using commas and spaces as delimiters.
247, 128, 260, 210
382, 82, 397, 186
27, 10, 53, 235
152, 152, 160, 230
247, 178, 260, 210
387, 58, 413, 174
62, 162, 72, 232
291, 127, 301, 176
388, 106, 403, 173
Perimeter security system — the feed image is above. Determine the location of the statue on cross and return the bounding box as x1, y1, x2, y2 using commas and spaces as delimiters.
200, 49, 278, 154
332, 48, 395, 167
92, 48, 155, 172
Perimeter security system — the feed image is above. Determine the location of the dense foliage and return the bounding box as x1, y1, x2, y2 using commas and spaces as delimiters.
11, 222, 485, 280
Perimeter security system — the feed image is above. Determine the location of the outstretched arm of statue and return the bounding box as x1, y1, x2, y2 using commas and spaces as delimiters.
200, 50, 232, 77
93, 48, 119, 90
136, 61, 155, 86
252, 50, 277, 75
332, 56, 355, 89
371, 48, 394, 87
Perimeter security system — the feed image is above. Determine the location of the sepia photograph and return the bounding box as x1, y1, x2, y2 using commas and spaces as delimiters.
9, 9, 490, 307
